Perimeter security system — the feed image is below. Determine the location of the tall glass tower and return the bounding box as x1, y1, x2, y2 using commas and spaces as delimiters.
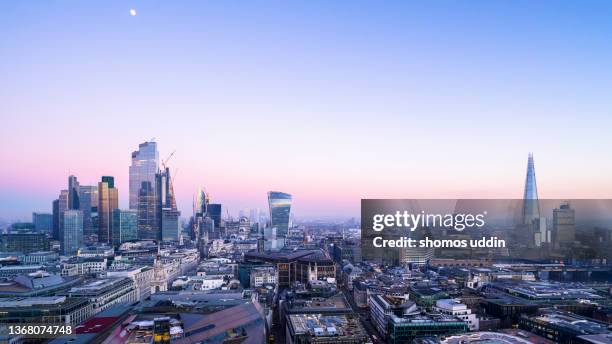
129, 141, 159, 210
62, 210, 83, 255
522, 153, 540, 225
138, 181, 158, 240
268, 191, 292, 237
68, 175, 80, 210
112, 209, 138, 245
98, 176, 119, 244
78, 185, 98, 236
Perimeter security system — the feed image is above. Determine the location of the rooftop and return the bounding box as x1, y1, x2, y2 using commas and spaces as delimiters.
288, 313, 366, 339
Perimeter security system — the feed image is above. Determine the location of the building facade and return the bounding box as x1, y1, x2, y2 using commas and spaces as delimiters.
268, 191, 292, 238
112, 209, 138, 245
98, 176, 119, 244
129, 141, 159, 210
61, 210, 83, 255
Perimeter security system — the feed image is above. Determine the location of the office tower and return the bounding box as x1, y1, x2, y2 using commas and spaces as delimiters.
268, 191, 292, 237
532, 217, 549, 247
0, 232, 49, 253
129, 141, 159, 210
112, 209, 138, 245
62, 210, 83, 255
521, 153, 540, 225
68, 175, 80, 210
32, 212, 52, 233
207, 203, 222, 231
195, 187, 209, 216
161, 208, 181, 242
52, 199, 60, 240
199, 216, 215, 241
158, 167, 177, 211
78, 185, 98, 235
58, 189, 69, 236
98, 176, 119, 244
155, 167, 177, 229
138, 181, 158, 240
553, 202, 575, 247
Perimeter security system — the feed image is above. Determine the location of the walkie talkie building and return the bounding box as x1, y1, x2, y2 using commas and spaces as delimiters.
268, 191, 292, 237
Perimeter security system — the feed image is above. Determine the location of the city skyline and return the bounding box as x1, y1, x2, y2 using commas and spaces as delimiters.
3, 1, 612, 220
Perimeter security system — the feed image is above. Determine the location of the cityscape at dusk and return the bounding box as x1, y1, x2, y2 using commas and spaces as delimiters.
1, 2, 611, 344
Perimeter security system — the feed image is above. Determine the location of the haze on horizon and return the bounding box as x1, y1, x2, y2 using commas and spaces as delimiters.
2, 1, 612, 221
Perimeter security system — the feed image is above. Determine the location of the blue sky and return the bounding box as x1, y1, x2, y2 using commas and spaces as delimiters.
1, 1, 612, 220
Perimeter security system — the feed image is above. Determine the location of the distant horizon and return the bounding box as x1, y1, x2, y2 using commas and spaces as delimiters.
3, 2, 612, 220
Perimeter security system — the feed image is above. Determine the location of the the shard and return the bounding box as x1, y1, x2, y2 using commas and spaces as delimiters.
521, 153, 540, 225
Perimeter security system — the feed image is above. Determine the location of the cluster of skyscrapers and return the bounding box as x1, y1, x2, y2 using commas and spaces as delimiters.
48, 141, 180, 255
41, 139, 296, 257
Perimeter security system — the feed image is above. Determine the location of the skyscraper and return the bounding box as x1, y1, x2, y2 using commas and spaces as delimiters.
129, 141, 159, 210
138, 181, 158, 240
207, 203, 222, 232
52, 199, 60, 240
58, 189, 69, 237
521, 153, 540, 226
68, 175, 80, 210
62, 210, 83, 255
78, 185, 98, 236
98, 176, 119, 244
553, 202, 575, 247
161, 208, 181, 242
195, 187, 209, 216
157, 167, 177, 211
32, 212, 53, 233
268, 191, 292, 237
112, 209, 138, 245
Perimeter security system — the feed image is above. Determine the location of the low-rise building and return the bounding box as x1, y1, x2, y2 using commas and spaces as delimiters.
105, 265, 154, 301
434, 299, 479, 331
60, 257, 107, 276
0, 264, 46, 278
250, 266, 277, 287
0, 296, 91, 325
63, 277, 138, 316
22, 251, 59, 264
286, 313, 368, 344
369, 294, 419, 338
387, 313, 468, 343
519, 309, 610, 343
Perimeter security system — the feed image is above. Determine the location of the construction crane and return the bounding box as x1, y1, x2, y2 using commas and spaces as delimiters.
161, 150, 175, 170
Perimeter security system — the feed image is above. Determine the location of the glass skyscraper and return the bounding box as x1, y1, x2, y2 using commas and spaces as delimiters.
129, 141, 159, 210
112, 209, 138, 245
52, 199, 60, 240
98, 176, 119, 244
207, 203, 222, 230
68, 175, 80, 210
78, 185, 98, 236
553, 202, 575, 246
32, 212, 53, 233
268, 191, 292, 237
521, 153, 540, 225
57, 189, 69, 238
195, 187, 209, 216
161, 208, 181, 242
138, 181, 158, 240
62, 210, 83, 255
